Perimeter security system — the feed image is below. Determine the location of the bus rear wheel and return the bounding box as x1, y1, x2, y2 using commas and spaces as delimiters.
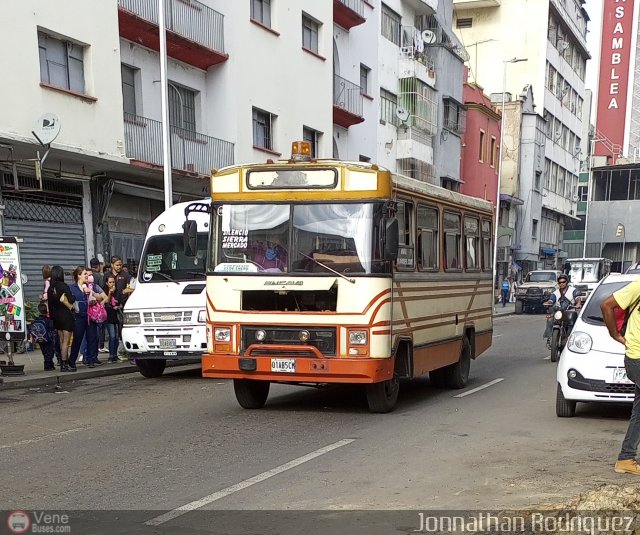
234, 379, 270, 409
366, 374, 399, 413
445, 338, 471, 389
136, 359, 166, 378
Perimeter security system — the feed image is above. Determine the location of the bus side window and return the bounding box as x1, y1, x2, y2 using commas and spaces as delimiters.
396, 200, 415, 270
444, 211, 462, 271
417, 204, 439, 271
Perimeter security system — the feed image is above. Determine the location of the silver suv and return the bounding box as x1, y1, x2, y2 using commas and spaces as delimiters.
515, 270, 560, 314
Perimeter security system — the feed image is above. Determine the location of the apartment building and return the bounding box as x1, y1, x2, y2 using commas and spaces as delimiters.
453, 0, 590, 273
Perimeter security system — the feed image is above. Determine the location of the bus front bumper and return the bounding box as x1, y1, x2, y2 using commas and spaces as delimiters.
202, 354, 394, 384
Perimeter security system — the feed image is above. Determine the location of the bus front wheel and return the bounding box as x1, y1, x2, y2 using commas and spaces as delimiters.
136, 359, 166, 378
234, 379, 270, 409
366, 374, 399, 413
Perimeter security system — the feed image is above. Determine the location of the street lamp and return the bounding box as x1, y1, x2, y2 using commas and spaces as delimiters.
492, 57, 527, 311
616, 223, 626, 271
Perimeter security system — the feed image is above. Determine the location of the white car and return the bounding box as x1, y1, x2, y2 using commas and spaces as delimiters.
556, 273, 639, 417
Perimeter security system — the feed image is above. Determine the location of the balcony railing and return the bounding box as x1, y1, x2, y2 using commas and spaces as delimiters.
124, 113, 234, 175
333, 74, 364, 127
118, 0, 225, 53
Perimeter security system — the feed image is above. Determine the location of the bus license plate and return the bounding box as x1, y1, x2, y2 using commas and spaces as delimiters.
271, 358, 295, 373
611, 368, 632, 384
160, 338, 177, 349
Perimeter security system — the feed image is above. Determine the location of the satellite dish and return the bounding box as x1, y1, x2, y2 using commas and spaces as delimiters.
32, 113, 61, 145
421, 30, 436, 44
396, 107, 410, 122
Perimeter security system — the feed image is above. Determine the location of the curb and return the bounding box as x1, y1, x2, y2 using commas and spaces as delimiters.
0, 362, 201, 391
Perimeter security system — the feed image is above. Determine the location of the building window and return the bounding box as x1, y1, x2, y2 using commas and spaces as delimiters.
535, 171, 542, 191
381, 4, 401, 46
479, 130, 485, 162
417, 205, 439, 271
360, 64, 370, 96
253, 107, 275, 150
578, 185, 588, 202
456, 17, 472, 29
380, 88, 398, 126
251, 0, 271, 27
532, 219, 538, 239
302, 126, 321, 158
121, 64, 137, 115
38, 31, 85, 93
490, 136, 497, 167
168, 83, 197, 131
443, 97, 466, 135
302, 13, 319, 53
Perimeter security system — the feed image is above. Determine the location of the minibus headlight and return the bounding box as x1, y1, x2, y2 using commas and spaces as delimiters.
349, 330, 368, 345
124, 312, 141, 325
214, 327, 231, 342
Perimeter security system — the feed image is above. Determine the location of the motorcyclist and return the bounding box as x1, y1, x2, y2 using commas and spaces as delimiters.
543, 274, 582, 348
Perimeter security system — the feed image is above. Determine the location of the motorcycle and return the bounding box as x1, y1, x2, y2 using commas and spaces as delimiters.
546, 302, 579, 362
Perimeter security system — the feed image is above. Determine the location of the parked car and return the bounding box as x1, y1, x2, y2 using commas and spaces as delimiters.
514, 270, 560, 314
556, 273, 639, 417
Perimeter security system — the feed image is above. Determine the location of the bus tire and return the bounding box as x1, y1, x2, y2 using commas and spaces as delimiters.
136, 359, 166, 378
445, 338, 471, 389
366, 375, 399, 413
234, 379, 270, 409
515, 300, 523, 314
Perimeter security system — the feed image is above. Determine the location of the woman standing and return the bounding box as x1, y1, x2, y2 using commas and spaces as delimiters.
103, 274, 122, 363
69, 267, 105, 368
47, 265, 75, 372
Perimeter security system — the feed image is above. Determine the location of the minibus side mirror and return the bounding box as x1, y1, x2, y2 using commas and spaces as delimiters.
183, 219, 198, 257
385, 218, 399, 261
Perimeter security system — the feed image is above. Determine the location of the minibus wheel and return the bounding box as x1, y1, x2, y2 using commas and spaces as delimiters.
366, 374, 399, 413
136, 359, 166, 378
234, 379, 270, 409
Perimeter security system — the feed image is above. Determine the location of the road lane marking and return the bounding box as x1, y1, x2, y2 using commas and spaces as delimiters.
493, 334, 503, 338
145, 438, 355, 526
0, 427, 84, 450
454, 378, 504, 398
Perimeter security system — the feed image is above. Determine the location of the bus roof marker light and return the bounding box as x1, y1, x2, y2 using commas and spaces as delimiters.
291, 141, 312, 162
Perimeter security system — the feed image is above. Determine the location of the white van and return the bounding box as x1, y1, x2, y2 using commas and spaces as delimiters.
122, 199, 210, 377
565, 257, 612, 296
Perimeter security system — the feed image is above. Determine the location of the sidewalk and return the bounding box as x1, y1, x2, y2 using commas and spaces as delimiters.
0, 348, 198, 390
494, 302, 516, 316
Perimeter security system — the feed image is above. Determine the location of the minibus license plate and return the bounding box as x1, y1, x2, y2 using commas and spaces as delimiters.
271, 359, 295, 373
611, 368, 632, 384
160, 338, 177, 349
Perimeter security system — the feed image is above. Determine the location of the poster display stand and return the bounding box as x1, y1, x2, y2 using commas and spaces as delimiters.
0, 236, 26, 376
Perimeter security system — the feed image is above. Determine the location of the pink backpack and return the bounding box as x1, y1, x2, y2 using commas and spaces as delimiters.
87, 280, 107, 324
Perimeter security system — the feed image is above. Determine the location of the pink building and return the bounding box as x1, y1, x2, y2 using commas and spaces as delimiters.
460, 77, 501, 206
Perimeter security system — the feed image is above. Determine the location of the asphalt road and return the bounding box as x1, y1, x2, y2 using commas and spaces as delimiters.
0, 312, 635, 533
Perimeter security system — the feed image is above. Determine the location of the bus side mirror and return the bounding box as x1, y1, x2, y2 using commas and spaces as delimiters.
183, 219, 198, 257
385, 218, 399, 261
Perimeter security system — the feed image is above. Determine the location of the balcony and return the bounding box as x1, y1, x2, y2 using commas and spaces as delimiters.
397, 128, 434, 165
333, 74, 364, 128
404, 0, 437, 15
123, 113, 234, 175
453, 0, 500, 9
334, 0, 366, 30
118, 0, 227, 70
400, 27, 437, 88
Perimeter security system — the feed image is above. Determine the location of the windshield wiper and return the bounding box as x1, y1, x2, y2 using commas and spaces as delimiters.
297, 251, 355, 284
152, 271, 179, 285
586, 315, 604, 322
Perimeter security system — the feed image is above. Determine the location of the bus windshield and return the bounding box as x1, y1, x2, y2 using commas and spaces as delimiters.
139, 233, 208, 283
213, 202, 390, 274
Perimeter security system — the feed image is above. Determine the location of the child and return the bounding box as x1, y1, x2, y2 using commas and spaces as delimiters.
31, 302, 56, 371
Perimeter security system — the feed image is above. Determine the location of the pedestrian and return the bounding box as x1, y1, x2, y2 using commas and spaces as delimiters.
40, 264, 62, 365
68, 266, 106, 368
30, 302, 56, 371
109, 255, 134, 361
103, 274, 123, 363
510, 279, 518, 303
601, 279, 640, 475
500, 279, 510, 307
47, 265, 76, 372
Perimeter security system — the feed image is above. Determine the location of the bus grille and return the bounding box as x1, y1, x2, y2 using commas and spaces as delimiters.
241, 326, 336, 356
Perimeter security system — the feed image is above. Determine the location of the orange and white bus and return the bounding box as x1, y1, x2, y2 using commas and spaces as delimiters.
188, 142, 494, 412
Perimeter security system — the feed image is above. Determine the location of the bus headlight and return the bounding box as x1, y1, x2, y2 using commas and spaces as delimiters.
349, 330, 368, 345
124, 312, 141, 325
214, 327, 231, 342
198, 310, 207, 323
255, 329, 266, 342
567, 332, 592, 354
